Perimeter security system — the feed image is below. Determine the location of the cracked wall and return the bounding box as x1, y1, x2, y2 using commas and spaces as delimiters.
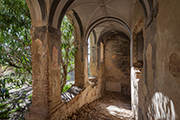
132, 0, 180, 119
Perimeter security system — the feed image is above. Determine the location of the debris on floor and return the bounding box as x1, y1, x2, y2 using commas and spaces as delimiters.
65, 92, 134, 120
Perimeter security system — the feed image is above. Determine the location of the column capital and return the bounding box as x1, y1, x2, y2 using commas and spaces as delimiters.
75, 41, 85, 46
30, 25, 61, 36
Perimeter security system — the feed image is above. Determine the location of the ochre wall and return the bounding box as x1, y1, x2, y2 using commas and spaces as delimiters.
132, 0, 180, 119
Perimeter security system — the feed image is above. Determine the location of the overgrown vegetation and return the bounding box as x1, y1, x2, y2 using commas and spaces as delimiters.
0, 0, 31, 101
62, 83, 73, 93
0, 0, 75, 119
0, 88, 32, 119
60, 16, 76, 92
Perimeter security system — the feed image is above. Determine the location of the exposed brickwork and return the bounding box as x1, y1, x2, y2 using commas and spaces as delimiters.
26, 26, 62, 120
132, 0, 180, 120
104, 33, 130, 95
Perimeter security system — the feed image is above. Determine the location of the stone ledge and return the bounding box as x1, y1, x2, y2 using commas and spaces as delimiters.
61, 86, 82, 102
88, 76, 97, 88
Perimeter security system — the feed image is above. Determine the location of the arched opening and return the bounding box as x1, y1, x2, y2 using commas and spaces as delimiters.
25, 0, 180, 120
80, 29, 133, 119
60, 15, 85, 102
103, 31, 130, 94
87, 31, 98, 85
60, 16, 75, 93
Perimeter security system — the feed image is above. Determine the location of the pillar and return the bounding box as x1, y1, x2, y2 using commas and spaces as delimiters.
26, 25, 62, 120
74, 39, 84, 88
89, 33, 97, 77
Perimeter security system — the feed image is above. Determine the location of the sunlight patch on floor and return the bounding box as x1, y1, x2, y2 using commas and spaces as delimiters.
106, 105, 133, 118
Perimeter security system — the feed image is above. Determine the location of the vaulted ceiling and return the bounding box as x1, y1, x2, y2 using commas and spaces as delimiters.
53, 0, 136, 39
26, 0, 153, 40
67, 0, 135, 31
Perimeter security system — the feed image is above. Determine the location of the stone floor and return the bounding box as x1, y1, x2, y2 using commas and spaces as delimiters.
65, 91, 134, 120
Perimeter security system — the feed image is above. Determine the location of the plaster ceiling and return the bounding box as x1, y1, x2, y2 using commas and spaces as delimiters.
66, 0, 136, 38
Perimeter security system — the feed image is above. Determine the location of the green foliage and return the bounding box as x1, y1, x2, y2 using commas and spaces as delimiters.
0, 90, 32, 119
0, 0, 31, 70
28, 93, 32, 99
60, 16, 76, 91
67, 74, 71, 80
0, 72, 31, 100
0, 103, 10, 119
62, 83, 73, 93
0, 0, 32, 100
61, 16, 75, 74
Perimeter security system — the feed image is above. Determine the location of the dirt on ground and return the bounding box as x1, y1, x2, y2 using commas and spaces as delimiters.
65, 92, 134, 120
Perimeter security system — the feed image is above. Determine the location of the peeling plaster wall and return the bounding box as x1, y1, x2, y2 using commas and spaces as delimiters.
132, 0, 180, 119
104, 34, 130, 95
131, 1, 145, 119
26, 26, 62, 120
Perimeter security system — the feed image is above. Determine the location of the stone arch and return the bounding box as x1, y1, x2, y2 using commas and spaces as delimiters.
99, 30, 130, 94
48, 0, 75, 29
65, 12, 86, 88
26, 0, 47, 26
83, 16, 131, 87
48, 2, 85, 89
85, 16, 131, 43
85, 16, 131, 82
26, 0, 153, 27
70, 10, 84, 39
97, 30, 130, 68
139, 0, 153, 17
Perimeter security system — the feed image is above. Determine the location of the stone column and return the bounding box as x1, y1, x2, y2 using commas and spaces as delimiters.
74, 39, 84, 88
89, 34, 97, 77
100, 42, 104, 63
26, 25, 61, 120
